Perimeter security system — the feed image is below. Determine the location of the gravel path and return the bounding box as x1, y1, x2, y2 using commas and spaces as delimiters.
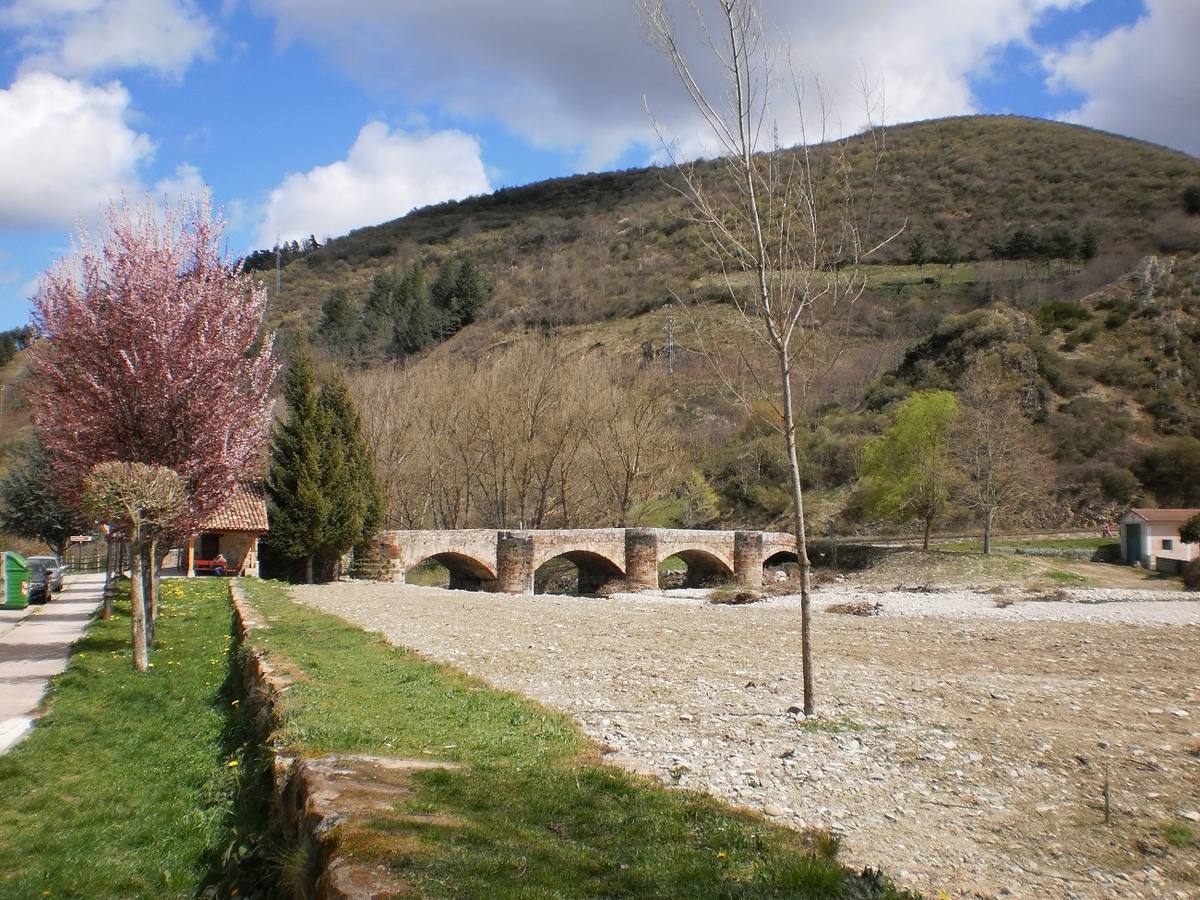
293, 582, 1200, 899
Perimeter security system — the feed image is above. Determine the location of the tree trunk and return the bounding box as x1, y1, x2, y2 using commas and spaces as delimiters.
923, 517, 932, 551
145, 537, 160, 646
101, 540, 114, 621
983, 508, 994, 556
129, 538, 149, 673
779, 350, 815, 717
305, 555, 314, 584
141, 544, 154, 646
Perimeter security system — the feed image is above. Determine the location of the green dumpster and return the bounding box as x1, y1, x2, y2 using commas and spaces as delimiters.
2, 551, 30, 610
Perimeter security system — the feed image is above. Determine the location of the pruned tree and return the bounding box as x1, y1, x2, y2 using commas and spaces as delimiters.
641, 0, 901, 714
861, 390, 961, 550
952, 359, 1048, 554
0, 439, 84, 557
28, 197, 277, 609
83, 462, 187, 671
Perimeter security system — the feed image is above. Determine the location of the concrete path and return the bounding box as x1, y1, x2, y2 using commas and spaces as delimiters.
0, 573, 105, 753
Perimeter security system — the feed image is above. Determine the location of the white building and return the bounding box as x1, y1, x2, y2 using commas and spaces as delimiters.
1119, 508, 1200, 574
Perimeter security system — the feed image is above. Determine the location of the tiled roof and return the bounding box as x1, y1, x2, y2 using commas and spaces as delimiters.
201, 484, 269, 533
1127, 508, 1200, 524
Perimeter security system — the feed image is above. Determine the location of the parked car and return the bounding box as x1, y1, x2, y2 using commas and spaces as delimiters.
27, 555, 65, 592
26, 560, 52, 604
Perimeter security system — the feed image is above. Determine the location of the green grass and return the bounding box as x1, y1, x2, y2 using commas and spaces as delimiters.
0, 579, 248, 899
238, 578, 915, 899
1044, 569, 1090, 584
1167, 821, 1196, 849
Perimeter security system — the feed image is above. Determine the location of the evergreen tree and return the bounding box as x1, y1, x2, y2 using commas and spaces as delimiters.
1079, 226, 1099, 261
266, 336, 330, 583
453, 260, 487, 325
314, 369, 384, 575
317, 288, 359, 356
0, 439, 83, 556
393, 263, 433, 354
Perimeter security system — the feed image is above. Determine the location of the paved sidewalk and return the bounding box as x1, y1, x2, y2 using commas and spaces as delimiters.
0, 573, 105, 753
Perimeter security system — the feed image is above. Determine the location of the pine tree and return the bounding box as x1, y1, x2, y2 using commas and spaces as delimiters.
266, 336, 330, 583
313, 368, 384, 575
453, 260, 487, 326
318, 288, 359, 356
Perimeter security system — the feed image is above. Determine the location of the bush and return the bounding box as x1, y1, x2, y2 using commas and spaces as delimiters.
1099, 466, 1140, 503
1184, 185, 1200, 216
1035, 300, 1092, 332
1183, 558, 1200, 591
1137, 437, 1200, 506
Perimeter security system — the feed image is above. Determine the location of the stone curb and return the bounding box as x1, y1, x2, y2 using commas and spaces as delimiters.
229, 581, 459, 899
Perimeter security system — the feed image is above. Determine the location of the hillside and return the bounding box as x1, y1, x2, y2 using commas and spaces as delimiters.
263, 115, 1200, 337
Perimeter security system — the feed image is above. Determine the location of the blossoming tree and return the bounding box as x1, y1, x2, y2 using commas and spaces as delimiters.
28, 197, 277, 657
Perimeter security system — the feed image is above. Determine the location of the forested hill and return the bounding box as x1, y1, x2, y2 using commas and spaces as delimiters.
260, 115, 1200, 339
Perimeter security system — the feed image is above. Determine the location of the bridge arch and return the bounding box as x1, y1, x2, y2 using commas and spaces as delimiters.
534, 549, 625, 595
406, 552, 497, 592
659, 548, 734, 588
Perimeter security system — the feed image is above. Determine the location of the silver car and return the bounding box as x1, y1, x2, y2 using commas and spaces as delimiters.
27, 555, 65, 592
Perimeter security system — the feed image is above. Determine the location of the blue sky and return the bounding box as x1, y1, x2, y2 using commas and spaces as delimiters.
1, 0, 1196, 330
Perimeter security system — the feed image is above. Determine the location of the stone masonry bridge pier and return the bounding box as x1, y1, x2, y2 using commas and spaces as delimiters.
376, 528, 797, 594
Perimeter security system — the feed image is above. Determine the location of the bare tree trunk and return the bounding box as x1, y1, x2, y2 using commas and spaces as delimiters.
145, 537, 160, 646
983, 508, 994, 555
923, 517, 932, 551
101, 539, 114, 621
129, 538, 148, 673
780, 352, 815, 716
305, 554, 314, 584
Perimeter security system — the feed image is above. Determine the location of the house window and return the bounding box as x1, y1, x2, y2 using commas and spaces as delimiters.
1162, 539, 1174, 551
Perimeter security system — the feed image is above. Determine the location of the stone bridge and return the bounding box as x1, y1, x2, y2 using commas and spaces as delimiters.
376, 528, 797, 594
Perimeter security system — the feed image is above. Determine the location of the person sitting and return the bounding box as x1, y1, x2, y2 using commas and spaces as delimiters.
213, 553, 228, 576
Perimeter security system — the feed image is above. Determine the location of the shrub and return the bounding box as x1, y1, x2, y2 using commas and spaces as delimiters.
1137, 437, 1200, 506
1184, 185, 1200, 216
1183, 558, 1200, 591
1035, 300, 1092, 332
1099, 466, 1140, 503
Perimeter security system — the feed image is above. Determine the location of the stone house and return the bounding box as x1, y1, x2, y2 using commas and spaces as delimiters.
1118, 508, 1200, 573
184, 484, 268, 577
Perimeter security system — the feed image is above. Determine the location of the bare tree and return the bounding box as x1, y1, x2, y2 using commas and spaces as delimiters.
641, 0, 900, 714
953, 359, 1049, 554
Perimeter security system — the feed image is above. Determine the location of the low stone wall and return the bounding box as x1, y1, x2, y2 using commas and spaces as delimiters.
229, 582, 456, 899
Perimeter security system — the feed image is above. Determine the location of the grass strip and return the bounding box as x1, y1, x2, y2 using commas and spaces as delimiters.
937, 537, 1115, 552
0, 579, 249, 899
238, 578, 917, 899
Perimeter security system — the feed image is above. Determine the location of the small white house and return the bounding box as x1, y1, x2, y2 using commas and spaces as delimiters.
1119, 508, 1200, 573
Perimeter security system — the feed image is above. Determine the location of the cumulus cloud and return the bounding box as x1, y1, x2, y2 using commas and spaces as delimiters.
252, 0, 1082, 168
1045, 0, 1200, 155
0, 72, 153, 230
1, 0, 214, 78
152, 162, 211, 207
256, 122, 491, 246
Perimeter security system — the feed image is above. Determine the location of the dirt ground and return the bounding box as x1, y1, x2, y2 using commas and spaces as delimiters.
292, 581, 1200, 899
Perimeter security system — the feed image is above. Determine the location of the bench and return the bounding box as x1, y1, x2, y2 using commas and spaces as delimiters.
194, 558, 237, 576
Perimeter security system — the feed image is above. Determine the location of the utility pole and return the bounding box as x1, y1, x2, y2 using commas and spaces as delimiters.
663, 309, 676, 377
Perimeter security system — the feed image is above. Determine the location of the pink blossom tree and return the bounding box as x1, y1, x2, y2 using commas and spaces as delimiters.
28, 197, 277, 645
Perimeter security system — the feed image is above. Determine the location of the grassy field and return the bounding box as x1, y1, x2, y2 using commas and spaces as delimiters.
0, 579, 251, 899
238, 578, 915, 898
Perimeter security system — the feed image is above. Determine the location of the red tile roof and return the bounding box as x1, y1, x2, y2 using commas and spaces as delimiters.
201, 484, 269, 533
1127, 508, 1200, 524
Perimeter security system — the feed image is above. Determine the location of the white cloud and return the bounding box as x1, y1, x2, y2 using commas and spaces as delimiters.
256, 122, 491, 246
152, 162, 210, 207
251, 0, 1082, 168
2, 0, 214, 78
1045, 0, 1200, 155
0, 72, 153, 230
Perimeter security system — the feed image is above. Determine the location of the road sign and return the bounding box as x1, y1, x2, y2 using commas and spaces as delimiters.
69, 535, 94, 543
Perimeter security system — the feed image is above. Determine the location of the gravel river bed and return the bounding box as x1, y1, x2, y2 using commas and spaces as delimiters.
292, 582, 1200, 899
